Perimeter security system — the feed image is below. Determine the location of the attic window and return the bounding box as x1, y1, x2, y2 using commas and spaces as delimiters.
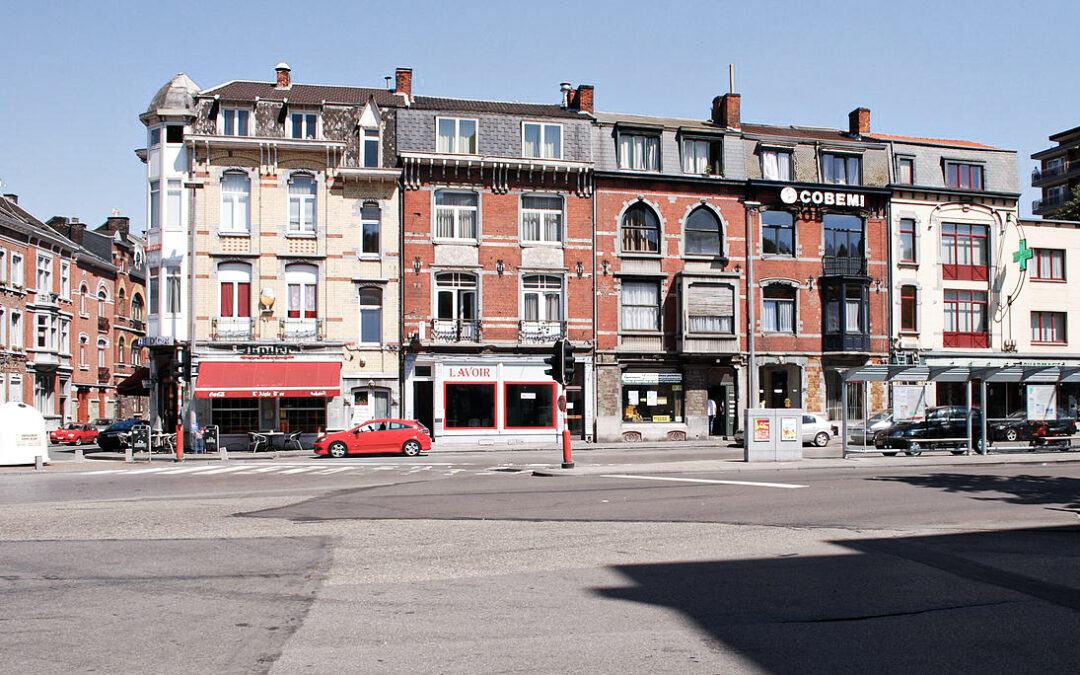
165, 125, 184, 144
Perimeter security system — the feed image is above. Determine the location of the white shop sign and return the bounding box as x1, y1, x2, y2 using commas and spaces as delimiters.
780, 186, 865, 208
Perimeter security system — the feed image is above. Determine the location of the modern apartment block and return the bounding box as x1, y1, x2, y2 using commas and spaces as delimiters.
138, 65, 404, 447
1032, 124, 1080, 216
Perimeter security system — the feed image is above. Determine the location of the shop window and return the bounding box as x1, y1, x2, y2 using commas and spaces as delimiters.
211, 398, 258, 434
280, 397, 326, 433
622, 378, 684, 423
504, 383, 555, 429
444, 383, 495, 428
762, 210, 794, 256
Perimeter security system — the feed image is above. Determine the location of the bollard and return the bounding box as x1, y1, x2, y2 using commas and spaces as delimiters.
75, 446, 84, 460
35, 455, 44, 471
219, 447, 228, 461
124, 446, 133, 463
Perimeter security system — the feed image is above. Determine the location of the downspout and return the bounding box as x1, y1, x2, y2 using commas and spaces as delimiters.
590, 168, 598, 442
745, 200, 761, 413
399, 155, 407, 422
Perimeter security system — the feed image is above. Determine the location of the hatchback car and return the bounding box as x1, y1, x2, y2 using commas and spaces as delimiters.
846, 411, 894, 446
314, 419, 432, 458
49, 423, 99, 446
96, 418, 150, 452
734, 413, 837, 447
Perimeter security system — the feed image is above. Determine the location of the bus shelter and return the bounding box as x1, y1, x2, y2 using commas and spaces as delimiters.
840, 363, 1080, 458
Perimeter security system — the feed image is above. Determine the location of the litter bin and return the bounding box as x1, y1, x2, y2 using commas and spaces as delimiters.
130, 424, 150, 454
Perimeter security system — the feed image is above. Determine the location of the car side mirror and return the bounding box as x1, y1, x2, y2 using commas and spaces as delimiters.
353, 429, 360, 435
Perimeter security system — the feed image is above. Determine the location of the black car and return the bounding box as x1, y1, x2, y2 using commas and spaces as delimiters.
96, 418, 150, 451
874, 406, 984, 456
990, 411, 1078, 445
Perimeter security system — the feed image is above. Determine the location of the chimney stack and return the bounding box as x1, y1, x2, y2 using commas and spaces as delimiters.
47, 216, 85, 245
2, 194, 16, 204
560, 82, 572, 108
712, 93, 741, 129
105, 215, 131, 239
395, 67, 413, 98
275, 62, 291, 89
848, 107, 870, 137
570, 85, 594, 113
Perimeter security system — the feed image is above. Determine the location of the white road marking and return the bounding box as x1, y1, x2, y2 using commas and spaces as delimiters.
278, 466, 319, 474
196, 465, 257, 475
599, 474, 808, 489
124, 467, 181, 475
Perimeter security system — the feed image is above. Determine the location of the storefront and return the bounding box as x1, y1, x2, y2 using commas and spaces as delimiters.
193, 358, 341, 447
405, 354, 593, 444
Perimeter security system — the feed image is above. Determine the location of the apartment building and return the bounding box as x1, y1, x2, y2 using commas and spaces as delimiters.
397, 77, 596, 443
138, 65, 403, 447
1032, 124, 1080, 217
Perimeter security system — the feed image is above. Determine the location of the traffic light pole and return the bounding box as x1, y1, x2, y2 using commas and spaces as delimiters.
559, 382, 573, 469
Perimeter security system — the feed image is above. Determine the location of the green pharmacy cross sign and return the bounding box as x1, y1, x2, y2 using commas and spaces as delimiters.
1013, 239, 1034, 271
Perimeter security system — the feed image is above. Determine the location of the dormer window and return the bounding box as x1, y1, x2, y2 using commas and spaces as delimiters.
221, 108, 250, 136
618, 131, 660, 171
290, 112, 317, 139
761, 147, 793, 181
682, 137, 722, 175
362, 128, 380, 167
523, 122, 562, 159
822, 152, 861, 185
437, 118, 477, 154
944, 161, 984, 190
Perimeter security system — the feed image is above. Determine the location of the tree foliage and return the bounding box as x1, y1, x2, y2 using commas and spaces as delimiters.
1052, 184, 1080, 222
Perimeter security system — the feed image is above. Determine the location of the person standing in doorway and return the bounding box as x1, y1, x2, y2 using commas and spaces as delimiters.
707, 398, 718, 436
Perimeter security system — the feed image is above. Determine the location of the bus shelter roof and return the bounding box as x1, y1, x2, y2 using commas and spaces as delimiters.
842, 364, 1080, 384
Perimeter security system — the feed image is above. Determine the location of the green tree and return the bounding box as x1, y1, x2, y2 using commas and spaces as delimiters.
1052, 184, 1080, 221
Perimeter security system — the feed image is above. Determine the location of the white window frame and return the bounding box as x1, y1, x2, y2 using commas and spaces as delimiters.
97, 337, 108, 368
287, 174, 317, 234
522, 122, 562, 159
821, 152, 862, 186
60, 260, 70, 299
10, 311, 22, 349
78, 334, 88, 368
0, 248, 7, 284
149, 127, 161, 147
520, 194, 564, 244
762, 283, 797, 334
285, 264, 319, 319
11, 252, 24, 288
165, 267, 181, 314
681, 137, 721, 175
289, 111, 318, 139
220, 107, 250, 137
60, 318, 70, 355
362, 127, 380, 167
149, 180, 160, 229
620, 279, 661, 332
36, 254, 52, 293
166, 179, 182, 228
436, 117, 478, 155
97, 285, 109, 316
358, 286, 383, 345
360, 202, 381, 256
433, 190, 479, 241
761, 147, 793, 181
220, 171, 251, 233
522, 275, 564, 322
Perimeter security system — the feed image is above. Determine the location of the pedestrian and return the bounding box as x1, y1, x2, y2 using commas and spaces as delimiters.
707, 398, 717, 435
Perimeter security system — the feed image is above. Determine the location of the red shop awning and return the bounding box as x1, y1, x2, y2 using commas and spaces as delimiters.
194, 360, 341, 399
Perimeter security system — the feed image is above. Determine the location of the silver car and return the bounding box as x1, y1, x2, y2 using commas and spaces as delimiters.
846, 411, 893, 446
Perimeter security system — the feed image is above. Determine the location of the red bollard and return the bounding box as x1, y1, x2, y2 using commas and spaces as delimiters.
559, 394, 574, 468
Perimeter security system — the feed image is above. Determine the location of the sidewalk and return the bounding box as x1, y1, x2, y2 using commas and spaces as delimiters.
18, 438, 1080, 475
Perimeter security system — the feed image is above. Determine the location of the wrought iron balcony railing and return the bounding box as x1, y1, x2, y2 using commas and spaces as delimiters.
518, 320, 566, 343
430, 319, 481, 343
821, 255, 868, 277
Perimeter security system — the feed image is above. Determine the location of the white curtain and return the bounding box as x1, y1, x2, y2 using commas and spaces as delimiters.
544, 125, 560, 159
524, 124, 540, 157
221, 173, 249, 231
845, 299, 861, 331
622, 282, 658, 330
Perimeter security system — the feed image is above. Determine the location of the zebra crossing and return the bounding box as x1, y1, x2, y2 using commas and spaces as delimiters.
73, 461, 511, 479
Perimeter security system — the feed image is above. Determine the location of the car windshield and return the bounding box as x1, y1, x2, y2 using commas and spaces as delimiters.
64, 423, 80, 430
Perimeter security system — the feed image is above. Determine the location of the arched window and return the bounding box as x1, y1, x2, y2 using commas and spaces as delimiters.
287, 174, 316, 233
97, 286, 108, 316
685, 207, 722, 256
97, 338, 108, 368
130, 294, 144, 321
79, 334, 88, 367
522, 275, 562, 322
221, 171, 251, 232
218, 263, 252, 319
117, 287, 127, 318
621, 203, 660, 253
131, 344, 141, 366
763, 284, 797, 334
80, 284, 89, 315
116, 336, 126, 364
285, 264, 318, 318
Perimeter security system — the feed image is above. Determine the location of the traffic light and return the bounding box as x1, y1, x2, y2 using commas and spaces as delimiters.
172, 347, 191, 381
562, 340, 575, 386
544, 338, 564, 383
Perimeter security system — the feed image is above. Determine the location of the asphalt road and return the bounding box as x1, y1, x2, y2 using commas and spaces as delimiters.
1, 448, 1078, 674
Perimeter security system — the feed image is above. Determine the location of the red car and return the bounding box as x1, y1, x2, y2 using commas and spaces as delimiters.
314, 419, 431, 458
50, 423, 99, 446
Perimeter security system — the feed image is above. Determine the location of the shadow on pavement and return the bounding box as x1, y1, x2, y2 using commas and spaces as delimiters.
871, 472, 1080, 512
597, 526, 1080, 674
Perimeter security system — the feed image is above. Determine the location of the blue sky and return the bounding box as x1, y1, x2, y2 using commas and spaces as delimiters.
2, 0, 1076, 229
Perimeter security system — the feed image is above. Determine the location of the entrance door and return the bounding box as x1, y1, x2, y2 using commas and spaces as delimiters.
413, 380, 433, 437
768, 370, 788, 408
707, 384, 735, 436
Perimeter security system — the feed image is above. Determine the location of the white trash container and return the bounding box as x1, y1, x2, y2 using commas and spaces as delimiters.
0, 402, 50, 466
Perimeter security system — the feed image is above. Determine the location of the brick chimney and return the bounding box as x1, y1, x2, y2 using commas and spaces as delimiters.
712, 94, 741, 129
848, 107, 870, 136
105, 215, 130, 239
47, 216, 85, 245
395, 67, 413, 98
570, 85, 594, 113
275, 62, 291, 89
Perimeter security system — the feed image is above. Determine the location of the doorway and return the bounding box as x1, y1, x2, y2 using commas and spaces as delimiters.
413, 380, 433, 437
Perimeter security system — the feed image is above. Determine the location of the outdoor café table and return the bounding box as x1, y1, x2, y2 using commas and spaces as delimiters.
250, 431, 285, 451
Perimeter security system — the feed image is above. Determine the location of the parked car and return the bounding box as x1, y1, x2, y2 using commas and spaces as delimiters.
314, 419, 432, 458
92, 417, 117, 431
874, 405, 983, 455
49, 423, 99, 446
846, 411, 894, 446
987, 412, 1077, 445
733, 413, 837, 447
96, 418, 150, 452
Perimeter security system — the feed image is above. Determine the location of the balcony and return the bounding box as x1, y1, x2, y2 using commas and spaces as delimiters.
821, 256, 868, 277
97, 316, 110, 332
1033, 195, 1068, 215
97, 366, 110, 383
944, 331, 989, 349
430, 319, 481, 344
823, 333, 870, 352
1032, 161, 1080, 187
518, 320, 565, 344
279, 318, 324, 342
212, 317, 255, 341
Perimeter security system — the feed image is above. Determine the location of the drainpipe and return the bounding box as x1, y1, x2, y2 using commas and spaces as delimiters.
745, 201, 761, 413
590, 169, 598, 443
